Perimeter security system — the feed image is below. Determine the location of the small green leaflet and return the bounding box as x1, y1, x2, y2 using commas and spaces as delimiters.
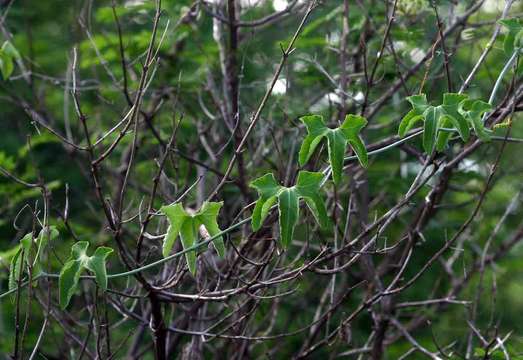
8, 248, 24, 292
499, 19, 522, 54
250, 171, 329, 249
459, 99, 492, 142
435, 93, 470, 151
59, 241, 113, 309
398, 93, 490, 153
299, 114, 368, 185
0, 41, 20, 80
160, 201, 225, 275
397, 94, 429, 138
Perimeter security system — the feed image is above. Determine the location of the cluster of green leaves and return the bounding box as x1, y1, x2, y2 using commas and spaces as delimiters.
160, 201, 225, 274
248, 113, 369, 249
159, 112, 369, 269
299, 114, 368, 184
398, 93, 492, 153
0, 41, 20, 80
58, 241, 113, 309
250, 171, 329, 248
9, 226, 59, 291
8, 227, 113, 311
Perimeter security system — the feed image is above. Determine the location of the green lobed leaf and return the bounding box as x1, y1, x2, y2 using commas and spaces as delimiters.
398, 93, 487, 153
299, 114, 368, 184
59, 241, 114, 308
161, 201, 226, 274
250, 171, 329, 249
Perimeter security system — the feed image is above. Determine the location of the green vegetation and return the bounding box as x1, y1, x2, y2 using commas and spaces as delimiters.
0, 0, 522, 358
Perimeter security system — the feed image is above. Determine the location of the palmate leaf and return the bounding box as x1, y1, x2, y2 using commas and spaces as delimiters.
398, 93, 491, 153
59, 241, 113, 309
250, 171, 329, 249
160, 201, 225, 275
299, 114, 368, 185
